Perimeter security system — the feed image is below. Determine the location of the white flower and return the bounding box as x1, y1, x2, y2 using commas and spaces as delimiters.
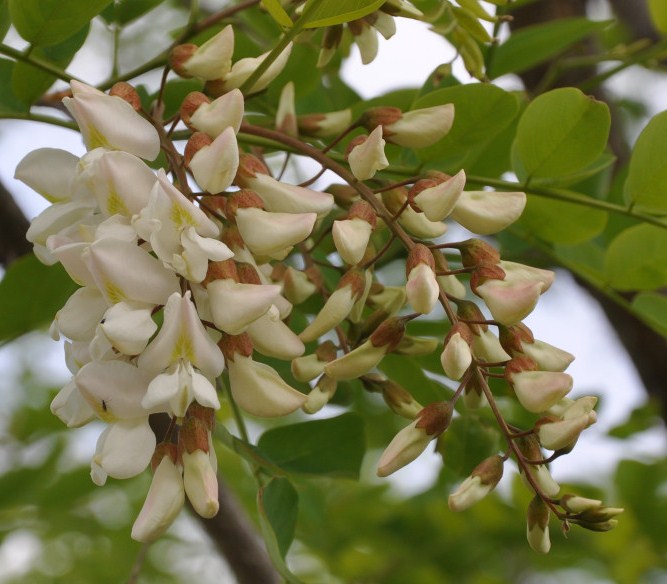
186, 89, 245, 137
348, 126, 388, 181
187, 127, 239, 194
406, 263, 439, 315
171, 25, 234, 80
246, 307, 305, 360
14, 147, 79, 203
332, 217, 373, 265
451, 190, 526, 235
63, 80, 160, 160
221, 43, 292, 94
183, 449, 219, 518
511, 370, 573, 413
413, 169, 466, 221
385, 104, 455, 149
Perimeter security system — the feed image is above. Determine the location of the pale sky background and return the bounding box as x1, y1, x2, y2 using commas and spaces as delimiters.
0, 4, 666, 578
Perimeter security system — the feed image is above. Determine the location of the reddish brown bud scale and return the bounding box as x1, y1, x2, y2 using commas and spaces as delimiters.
236, 262, 262, 285
415, 401, 453, 436
361, 106, 403, 131
322, 24, 344, 50
186, 403, 216, 430
504, 355, 539, 378
471, 454, 504, 485
221, 225, 246, 251
225, 189, 265, 221
458, 238, 502, 268
408, 178, 438, 212
184, 132, 213, 167
297, 113, 327, 136
169, 44, 198, 77
370, 316, 406, 351
218, 332, 254, 361
515, 433, 542, 461
456, 300, 488, 334
180, 91, 211, 127
204, 78, 226, 98
150, 442, 179, 472
328, 184, 358, 208
204, 258, 239, 285
499, 323, 534, 354
345, 134, 368, 157
109, 82, 142, 111
337, 268, 367, 298
381, 187, 409, 215
445, 321, 474, 346
470, 262, 506, 293
406, 243, 436, 276
304, 265, 324, 290
347, 200, 377, 228
179, 415, 210, 454
315, 340, 338, 362
235, 153, 270, 184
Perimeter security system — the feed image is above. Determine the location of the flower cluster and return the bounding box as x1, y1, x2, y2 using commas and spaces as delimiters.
17, 22, 619, 551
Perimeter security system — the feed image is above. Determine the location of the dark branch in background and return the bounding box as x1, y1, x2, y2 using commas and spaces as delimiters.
511, 0, 667, 418
0, 178, 31, 267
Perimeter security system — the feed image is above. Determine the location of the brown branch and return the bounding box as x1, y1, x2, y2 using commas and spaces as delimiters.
0, 179, 31, 267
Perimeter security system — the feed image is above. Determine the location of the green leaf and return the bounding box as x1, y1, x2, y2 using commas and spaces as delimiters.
605, 224, 667, 290
437, 414, 501, 477
0, 254, 79, 341
0, 0, 11, 41
488, 18, 610, 79
527, 152, 616, 188
100, 0, 165, 25
623, 111, 667, 212
259, 477, 298, 557
517, 195, 607, 245
648, 0, 667, 34
553, 241, 606, 288
0, 59, 28, 113
513, 88, 610, 182
257, 413, 365, 478
11, 25, 88, 104
379, 353, 446, 405
413, 83, 519, 171
9, 0, 112, 46
631, 292, 667, 338
301, 0, 384, 28
261, 0, 293, 27
608, 400, 662, 439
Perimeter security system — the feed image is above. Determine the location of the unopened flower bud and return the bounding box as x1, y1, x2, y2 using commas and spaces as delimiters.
181, 89, 244, 137
367, 11, 396, 39
411, 169, 466, 221
377, 401, 452, 477
274, 265, 317, 304
537, 413, 593, 451
291, 341, 337, 382
394, 335, 439, 356
185, 128, 239, 194
527, 496, 551, 554
405, 244, 439, 314
516, 435, 560, 498
506, 357, 573, 413
383, 104, 455, 149
381, 187, 447, 238
169, 25, 234, 80
455, 238, 502, 268
297, 109, 353, 137
109, 82, 142, 111
362, 375, 422, 419
448, 454, 504, 511
317, 24, 343, 68
302, 375, 337, 414
182, 449, 219, 518
276, 81, 297, 137
332, 200, 376, 265
299, 269, 367, 342
348, 19, 379, 64
451, 190, 526, 235
560, 494, 603, 515
433, 250, 467, 299
347, 126, 389, 180
381, 0, 424, 19
441, 322, 473, 380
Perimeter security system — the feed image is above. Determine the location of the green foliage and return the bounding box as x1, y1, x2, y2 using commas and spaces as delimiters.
8, 0, 112, 46
257, 414, 366, 478
512, 87, 611, 183
648, 0, 667, 34
301, 0, 385, 28
0, 254, 78, 341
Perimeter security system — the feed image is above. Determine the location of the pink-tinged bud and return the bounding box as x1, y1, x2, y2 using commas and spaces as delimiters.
236, 207, 316, 259
405, 244, 439, 314
317, 24, 343, 68
381, 187, 447, 239
441, 323, 473, 380
131, 451, 184, 543
377, 401, 452, 477
448, 454, 504, 511
276, 81, 297, 137
303, 375, 338, 414
363, 375, 423, 419
348, 19, 379, 64
186, 128, 239, 194
347, 126, 389, 180
411, 169, 466, 221
506, 357, 573, 413
169, 25, 234, 80
386, 104, 455, 149
537, 413, 595, 451
297, 109, 353, 138
299, 269, 367, 342
109, 82, 142, 111
507, 328, 574, 372
451, 190, 526, 235
474, 261, 555, 326
227, 353, 307, 417
527, 496, 551, 554
181, 89, 244, 138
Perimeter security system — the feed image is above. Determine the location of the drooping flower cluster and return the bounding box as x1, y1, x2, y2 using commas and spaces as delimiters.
17, 21, 619, 552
